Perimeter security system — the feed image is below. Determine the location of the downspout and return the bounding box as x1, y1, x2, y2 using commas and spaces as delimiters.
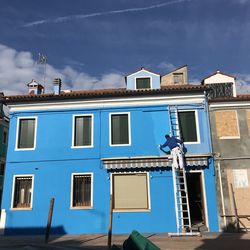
217, 159, 227, 229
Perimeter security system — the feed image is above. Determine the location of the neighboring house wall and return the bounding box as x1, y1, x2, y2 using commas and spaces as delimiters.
161, 66, 188, 86
209, 101, 250, 230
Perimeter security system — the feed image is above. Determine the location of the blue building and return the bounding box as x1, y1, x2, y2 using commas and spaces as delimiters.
0, 67, 219, 235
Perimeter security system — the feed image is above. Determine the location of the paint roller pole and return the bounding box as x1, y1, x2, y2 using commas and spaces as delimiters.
45, 198, 55, 243
108, 194, 113, 250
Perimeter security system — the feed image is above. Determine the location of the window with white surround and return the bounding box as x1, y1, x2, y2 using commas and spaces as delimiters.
110, 113, 130, 146
135, 77, 151, 89
178, 110, 200, 143
71, 173, 93, 208
72, 114, 93, 147
16, 117, 37, 150
12, 175, 33, 209
112, 173, 150, 211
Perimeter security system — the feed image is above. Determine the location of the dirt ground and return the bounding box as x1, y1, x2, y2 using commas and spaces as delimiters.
0, 232, 249, 249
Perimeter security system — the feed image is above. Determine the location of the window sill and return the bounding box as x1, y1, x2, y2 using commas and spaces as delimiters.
110, 144, 131, 147
10, 208, 32, 211
15, 148, 36, 151
113, 209, 151, 213
71, 146, 93, 149
183, 141, 200, 145
70, 206, 93, 210
219, 136, 240, 140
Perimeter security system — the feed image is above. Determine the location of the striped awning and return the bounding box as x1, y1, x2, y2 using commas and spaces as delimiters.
102, 156, 208, 170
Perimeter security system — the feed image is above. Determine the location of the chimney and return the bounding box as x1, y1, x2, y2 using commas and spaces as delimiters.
53, 78, 62, 95
27, 80, 44, 95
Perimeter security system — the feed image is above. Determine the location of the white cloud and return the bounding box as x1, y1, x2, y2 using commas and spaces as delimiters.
235, 73, 250, 94
158, 61, 176, 72
0, 44, 125, 96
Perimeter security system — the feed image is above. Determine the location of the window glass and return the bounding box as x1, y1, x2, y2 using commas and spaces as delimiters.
178, 111, 198, 142
113, 173, 149, 210
17, 118, 36, 149
111, 114, 129, 145
74, 116, 92, 146
215, 110, 239, 138
72, 174, 92, 207
136, 78, 150, 89
13, 176, 32, 208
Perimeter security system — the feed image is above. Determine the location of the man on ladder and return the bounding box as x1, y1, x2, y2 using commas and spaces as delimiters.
160, 134, 184, 169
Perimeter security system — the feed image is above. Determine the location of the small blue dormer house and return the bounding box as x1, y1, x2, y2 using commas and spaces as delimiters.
126, 67, 161, 90
0, 66, 219, 235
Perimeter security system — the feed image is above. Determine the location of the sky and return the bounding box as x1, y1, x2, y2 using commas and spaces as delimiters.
0, 0, 250, 95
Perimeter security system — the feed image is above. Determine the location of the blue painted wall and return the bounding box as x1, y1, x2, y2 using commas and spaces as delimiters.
2, 99, 218, 234
126, 70, 160, 90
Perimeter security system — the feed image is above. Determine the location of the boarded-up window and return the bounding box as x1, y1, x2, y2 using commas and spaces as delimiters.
113, 173, 149, 210
233, 169, 249, 188
247, 110, 250, 134
214, 110, 239, 138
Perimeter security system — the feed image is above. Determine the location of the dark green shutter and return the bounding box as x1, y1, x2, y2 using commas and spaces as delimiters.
178, 111, 197, 142
111, 114, 129, 145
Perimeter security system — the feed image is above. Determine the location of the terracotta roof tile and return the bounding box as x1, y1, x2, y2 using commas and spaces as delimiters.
4, 84, 208, 103
209, 94, 250, 102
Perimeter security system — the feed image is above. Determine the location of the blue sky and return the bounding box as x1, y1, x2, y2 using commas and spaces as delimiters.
0, 0, 250, 94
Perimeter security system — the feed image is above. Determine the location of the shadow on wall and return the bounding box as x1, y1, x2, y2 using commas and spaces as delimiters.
195, 232, 250, 250
4, 225, 66, 236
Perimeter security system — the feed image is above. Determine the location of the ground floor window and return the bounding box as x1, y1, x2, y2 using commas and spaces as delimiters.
71, 173, 93, 208
112, 173, 150, 211
12, 175, 33, 209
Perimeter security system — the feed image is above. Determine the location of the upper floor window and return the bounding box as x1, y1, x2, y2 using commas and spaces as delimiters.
110, 113, 130, 146
214, 110, 240, 139
136, 77, 151, 89
16, 117, 37, 150
173, 73, 184, 84
71, 173, 93, 208
72, 115, 93, 148
12, 175, 33, 209
178, 111, 199, 143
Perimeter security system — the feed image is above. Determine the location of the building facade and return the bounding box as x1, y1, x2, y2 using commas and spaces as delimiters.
0, 93, 9, 204
0, 68, 219, 235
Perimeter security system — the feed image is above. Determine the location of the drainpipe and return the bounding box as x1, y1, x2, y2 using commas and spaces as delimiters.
217, 159, 227, 229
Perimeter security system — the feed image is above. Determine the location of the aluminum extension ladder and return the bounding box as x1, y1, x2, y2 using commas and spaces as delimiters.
168, 106, 196, 236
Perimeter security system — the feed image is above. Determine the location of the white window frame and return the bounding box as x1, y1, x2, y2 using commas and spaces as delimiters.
70, 172, 93, 209
15, 117, 37, 151
111, 172, 151, 212
134, 76, 152, 90
178, 110, 200, 144
11, 174, 34, 210
218, 110, 240, 139
109, 112, 131, 147
71, 114, 94, 148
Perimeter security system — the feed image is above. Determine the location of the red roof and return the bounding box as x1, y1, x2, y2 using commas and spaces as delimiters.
209, 94, 250, 103
4, 84, 208, 103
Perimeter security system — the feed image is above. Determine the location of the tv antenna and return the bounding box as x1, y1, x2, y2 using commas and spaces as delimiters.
37, 53, 47, 89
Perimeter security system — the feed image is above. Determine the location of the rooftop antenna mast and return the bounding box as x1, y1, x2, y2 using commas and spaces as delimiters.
37, 53, 48, 90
